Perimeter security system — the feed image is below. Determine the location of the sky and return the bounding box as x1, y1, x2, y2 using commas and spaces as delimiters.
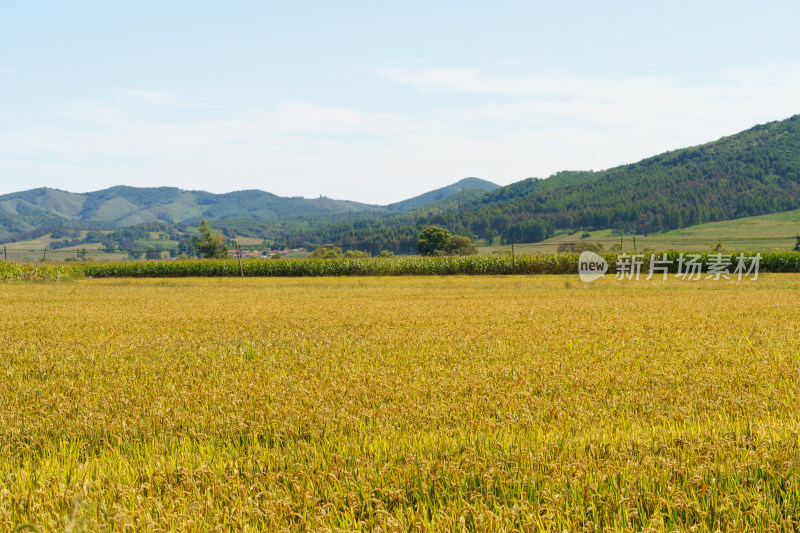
1, 1, 799, 205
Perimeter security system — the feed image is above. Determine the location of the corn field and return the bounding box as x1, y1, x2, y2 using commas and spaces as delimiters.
1, 275, 800, 531
1, 251, 799, 281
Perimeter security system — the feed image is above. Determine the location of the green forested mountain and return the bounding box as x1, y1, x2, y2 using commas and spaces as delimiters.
383, 177, 498, 212
0, 179, 498, 243
480, 115, 800, 239
288, 115, 800, 246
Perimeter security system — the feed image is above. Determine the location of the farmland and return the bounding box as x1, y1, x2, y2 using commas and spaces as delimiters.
2, 251, 799, 281
482, 207, 800, 254
2, 275, 800, 531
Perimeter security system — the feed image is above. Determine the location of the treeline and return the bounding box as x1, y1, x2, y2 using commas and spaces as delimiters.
42, 222, 200, 259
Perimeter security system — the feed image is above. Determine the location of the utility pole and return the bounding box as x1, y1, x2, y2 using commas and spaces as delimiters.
235, 242, 244, 278
3, 246, 6, 260
511, 236, 516, 274
620, 236, 623, 251
371, 239, 375, 258
633, 236, 637, 251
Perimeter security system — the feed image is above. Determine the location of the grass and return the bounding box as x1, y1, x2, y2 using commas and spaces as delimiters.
482, 207, 800, 254
1, 233, 73, 262
1, 231, 178, 262
1, 232, 128, 262
1, 275, 800, 531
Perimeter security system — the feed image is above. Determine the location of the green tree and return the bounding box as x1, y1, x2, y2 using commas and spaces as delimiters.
101, 236, 116, 253
417, 226, 478, 256
417, 226, 451, 256
85, 230, 104, 243
192, 219, 228, 259
145, 245, 163, 260
794, 235, 800, 252
557, 242, 604, 253
446, 234, 478, 256
344, 250, 369, 258
311, 244, 342, 259
178, 237, 196, 258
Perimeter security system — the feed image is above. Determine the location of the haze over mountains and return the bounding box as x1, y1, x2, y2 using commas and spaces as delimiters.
2, 115, 800, 246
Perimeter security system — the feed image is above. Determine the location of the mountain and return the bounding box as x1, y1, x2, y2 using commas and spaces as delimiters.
0, 179, 499, 243
467, 115, 800, 241
383, 178, 499, 212
289, 114, 800, 246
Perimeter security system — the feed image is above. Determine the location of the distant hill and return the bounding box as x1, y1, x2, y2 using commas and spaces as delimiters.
383, 178, 499, 212
466, 115, 800, 242
291, 114, 800, 246
0, 178, 499, 243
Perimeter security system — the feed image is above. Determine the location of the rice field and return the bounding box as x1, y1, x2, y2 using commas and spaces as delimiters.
2, 275, 800, 531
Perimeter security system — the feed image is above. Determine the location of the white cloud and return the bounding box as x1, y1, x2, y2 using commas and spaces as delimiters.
380, 65, 800, 122
2, 65, 799, 203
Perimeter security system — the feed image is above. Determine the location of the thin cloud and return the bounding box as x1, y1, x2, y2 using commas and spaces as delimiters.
2, 64, 800, 202
127, 89, 198, 107
380, 65, 800, 104
381, 64, 800, 133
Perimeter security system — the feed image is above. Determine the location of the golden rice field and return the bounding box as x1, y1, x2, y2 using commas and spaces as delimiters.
2, 275, 800, 532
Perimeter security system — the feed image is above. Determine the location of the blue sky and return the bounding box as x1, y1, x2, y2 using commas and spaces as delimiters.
1, 1, 799, 204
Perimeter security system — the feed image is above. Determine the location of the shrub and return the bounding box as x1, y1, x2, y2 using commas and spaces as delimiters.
557, 241, 605, 253
447, 235, 478, 256
311, 245, 343, 259
344, 250, 369, 258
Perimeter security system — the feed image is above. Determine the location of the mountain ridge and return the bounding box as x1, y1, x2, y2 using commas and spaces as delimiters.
0, 178, 500, 242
